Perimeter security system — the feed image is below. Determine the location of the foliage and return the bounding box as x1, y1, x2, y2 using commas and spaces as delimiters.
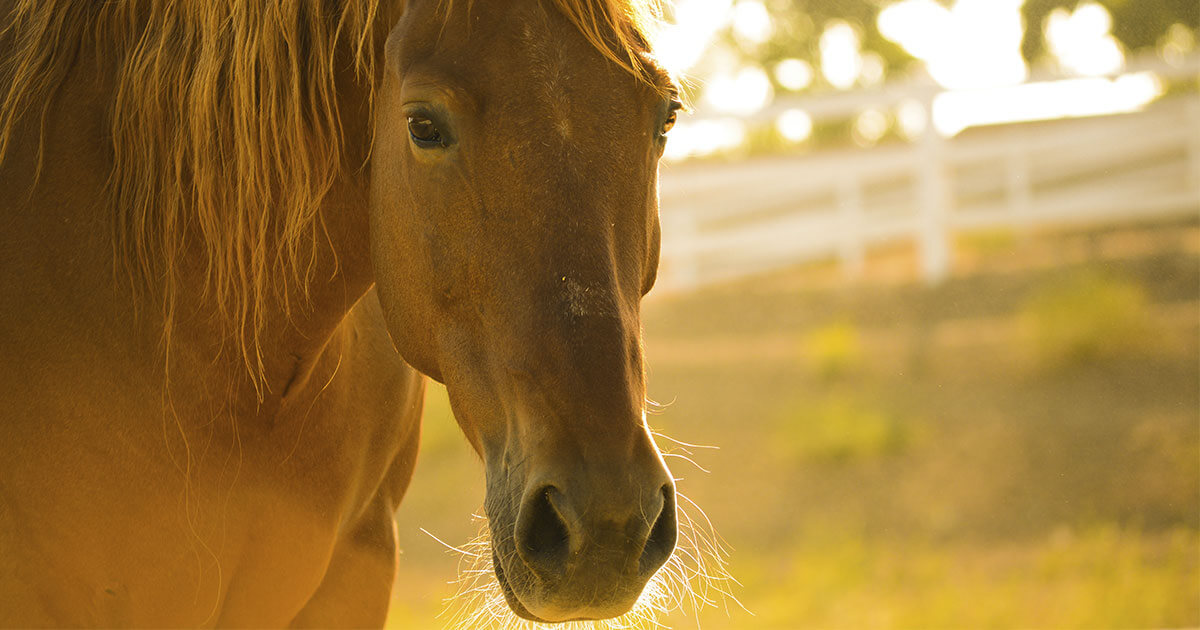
723, 0, 915, 90
1022, 0, 1200, 62
802, 320, 864, 379
1019, 269, 1154, 366
739, 525, 1199, 629
725, 0, 1198, 94
957, 228, 1019, 256
774, 392, 909, 463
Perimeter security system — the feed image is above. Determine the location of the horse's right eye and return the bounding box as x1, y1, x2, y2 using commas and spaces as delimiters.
407, 116, 443, 147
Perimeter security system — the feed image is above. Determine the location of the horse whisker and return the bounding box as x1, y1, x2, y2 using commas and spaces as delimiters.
438, 429, 739, 629
661, 452, 712, 474
420, 527, 488, 559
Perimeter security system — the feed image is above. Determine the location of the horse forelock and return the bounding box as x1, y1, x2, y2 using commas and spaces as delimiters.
543, 0, 667, 88
440, 0, 670, 91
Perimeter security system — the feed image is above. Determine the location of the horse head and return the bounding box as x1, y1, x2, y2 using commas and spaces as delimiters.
370, 0, 680, 622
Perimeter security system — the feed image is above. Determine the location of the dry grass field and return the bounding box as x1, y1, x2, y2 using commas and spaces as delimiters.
386, 217, 1200, 629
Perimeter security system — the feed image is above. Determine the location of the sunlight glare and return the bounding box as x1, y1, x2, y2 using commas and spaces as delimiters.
731, 0, 773, 46
660, 0, 1173, 155
877, 0, 950, 61
651, 0, 733, 78
774, 58, 814, 91
664, 118, 747, 161
776, 109, 814, 143
819, 20, 863, 90
878, 0, 1027, 90
1045, 3, 1124, 76
704, 66, 773, 115
895, 99, 928, 140
852, 109, 890, 146
931, 72, 1165, 136
859, 51, 886, 86
1159, 23, 1196, 65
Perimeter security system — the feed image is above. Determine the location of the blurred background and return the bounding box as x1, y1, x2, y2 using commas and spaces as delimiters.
388, 1, 1199, 627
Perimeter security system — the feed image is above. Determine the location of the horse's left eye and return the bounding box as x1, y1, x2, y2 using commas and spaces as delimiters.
661, 102, 682, 136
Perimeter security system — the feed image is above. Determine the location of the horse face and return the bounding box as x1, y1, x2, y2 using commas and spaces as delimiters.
369, 0, 678, 622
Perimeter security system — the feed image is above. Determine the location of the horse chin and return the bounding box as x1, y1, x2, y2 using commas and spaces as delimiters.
492, 550, 552, 623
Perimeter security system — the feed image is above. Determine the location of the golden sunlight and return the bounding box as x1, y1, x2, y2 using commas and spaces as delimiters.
650, 0, 732, 79
652, 0, 1177, 156
1045, 2, 1125, 76
773, 58, 814, 91
818, 20, 862, 90
731, 0, 772, 47
775, 108, 813, 143
931, 72, 1164, 136
877, 0, 1028, 90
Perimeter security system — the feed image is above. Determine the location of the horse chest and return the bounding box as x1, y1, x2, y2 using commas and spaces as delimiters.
0, 294, 423, 627
203, 297, 424, 625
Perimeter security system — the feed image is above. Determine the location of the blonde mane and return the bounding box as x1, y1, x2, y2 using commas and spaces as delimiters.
0, 0, 662, 389
546, 0, 665, 81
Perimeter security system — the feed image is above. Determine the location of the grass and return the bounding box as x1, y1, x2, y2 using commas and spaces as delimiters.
1019, 269, 1155, 367
802, 321, 865, 380
772, 391, 910, 463
734, 525, 1199, 630
387, 218, 1200, 629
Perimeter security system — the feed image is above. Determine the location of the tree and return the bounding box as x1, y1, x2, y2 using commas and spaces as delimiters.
726, 0, 915, 89
720, 0, 1198, 92
1021, 0, 1198, 62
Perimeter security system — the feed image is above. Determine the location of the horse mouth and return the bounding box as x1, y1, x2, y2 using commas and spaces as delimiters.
493, 550, 552, 623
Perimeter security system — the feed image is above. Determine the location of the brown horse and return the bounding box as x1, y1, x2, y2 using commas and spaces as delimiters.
0, 0, 696, 626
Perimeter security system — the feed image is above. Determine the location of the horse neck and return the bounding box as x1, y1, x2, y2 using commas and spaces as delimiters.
0, 1, 396, 420
172, 76, 380, 413
224, 8, 397, 393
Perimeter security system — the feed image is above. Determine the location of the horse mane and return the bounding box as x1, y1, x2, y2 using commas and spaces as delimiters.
545, 0, 665, 80
0, 0, 661, 391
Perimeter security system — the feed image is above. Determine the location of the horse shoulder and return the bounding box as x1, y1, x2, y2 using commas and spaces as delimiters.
288, 288, 427, 625
261, 288, 423, 515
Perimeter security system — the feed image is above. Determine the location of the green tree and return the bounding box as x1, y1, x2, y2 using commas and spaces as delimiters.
728, 0, 914, 89
729, 0, 1197, 91
1021, 0, 1198, 62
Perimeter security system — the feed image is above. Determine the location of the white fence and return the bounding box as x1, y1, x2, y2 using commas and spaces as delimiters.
656, 56, 1200, 293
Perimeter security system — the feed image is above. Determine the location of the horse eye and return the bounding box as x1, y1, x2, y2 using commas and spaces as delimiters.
407, 116, 442, 147
661, 102, 682, 136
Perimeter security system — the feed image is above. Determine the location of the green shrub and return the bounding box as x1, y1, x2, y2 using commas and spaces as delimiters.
959, 228, 1018, 255
1020, 270, 1154, 366
803, 321, 864, 380
775, 393, 908, 463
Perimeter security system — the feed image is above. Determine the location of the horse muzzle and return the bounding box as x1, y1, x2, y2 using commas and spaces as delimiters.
486, 452, 677, 622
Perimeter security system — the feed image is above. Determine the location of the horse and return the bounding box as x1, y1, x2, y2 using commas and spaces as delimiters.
0, 0, 694, 625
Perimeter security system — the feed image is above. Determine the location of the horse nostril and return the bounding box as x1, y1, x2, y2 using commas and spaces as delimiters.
639, 484, 677, 578
516, 486, 571, 577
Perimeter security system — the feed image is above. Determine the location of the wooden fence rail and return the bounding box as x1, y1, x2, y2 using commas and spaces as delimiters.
657, 58, 1200, 292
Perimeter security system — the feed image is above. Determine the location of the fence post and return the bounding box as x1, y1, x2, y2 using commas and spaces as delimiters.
1188, 91, 1200, 204
916, 93, 952, 285
837, 175, 865, 278
1005, 127, 1034, 239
